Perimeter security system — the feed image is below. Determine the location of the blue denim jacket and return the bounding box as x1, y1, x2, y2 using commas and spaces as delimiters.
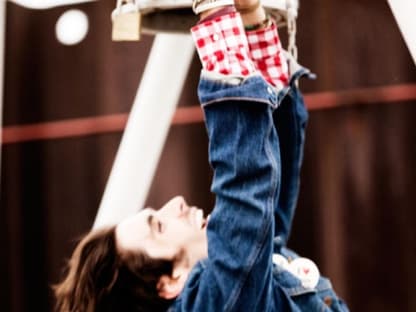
168, 68, 349, 312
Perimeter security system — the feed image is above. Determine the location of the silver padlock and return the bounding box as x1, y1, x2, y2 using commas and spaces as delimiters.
112, 0, 141, 41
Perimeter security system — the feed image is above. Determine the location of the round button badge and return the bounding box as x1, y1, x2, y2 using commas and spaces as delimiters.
288, 257, 320, 289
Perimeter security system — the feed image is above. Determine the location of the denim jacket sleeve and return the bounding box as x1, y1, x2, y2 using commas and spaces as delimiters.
173, 73, 284, 312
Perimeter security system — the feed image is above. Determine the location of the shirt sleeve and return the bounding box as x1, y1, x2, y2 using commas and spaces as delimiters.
191, 12, 289, 90
246, 22, 289, 89
191, 12, 257, 77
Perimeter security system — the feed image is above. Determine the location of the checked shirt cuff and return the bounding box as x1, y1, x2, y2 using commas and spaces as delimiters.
191, 12, 257, 77
246, 22, 289, 90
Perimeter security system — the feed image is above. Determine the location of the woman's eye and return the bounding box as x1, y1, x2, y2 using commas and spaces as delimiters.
157, 221, 164, 233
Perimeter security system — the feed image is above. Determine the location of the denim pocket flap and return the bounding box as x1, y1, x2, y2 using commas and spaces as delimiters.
274, 267, 333, 297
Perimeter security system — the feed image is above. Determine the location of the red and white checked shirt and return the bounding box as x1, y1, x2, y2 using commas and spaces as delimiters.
191, 12, 289, 90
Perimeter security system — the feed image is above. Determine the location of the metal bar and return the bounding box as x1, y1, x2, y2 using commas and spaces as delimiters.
387, 0, 416, 65
93, 34, 195, 229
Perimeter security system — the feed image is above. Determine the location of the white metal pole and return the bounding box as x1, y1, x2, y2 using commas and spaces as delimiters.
94, 34, 195, 229
1, 0, 6, 177
387, 0, 416, 65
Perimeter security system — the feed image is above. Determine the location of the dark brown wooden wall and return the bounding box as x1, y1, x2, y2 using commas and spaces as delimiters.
1, 0, 415, 311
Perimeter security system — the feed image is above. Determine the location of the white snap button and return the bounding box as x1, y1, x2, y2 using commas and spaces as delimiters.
267, 86, 274, 94
212, 33, 219, 41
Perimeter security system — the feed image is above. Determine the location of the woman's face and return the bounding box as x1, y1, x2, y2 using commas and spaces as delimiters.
115, 196, 208, 268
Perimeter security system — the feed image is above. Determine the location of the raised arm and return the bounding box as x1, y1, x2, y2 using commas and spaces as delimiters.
173, 6, 286, 311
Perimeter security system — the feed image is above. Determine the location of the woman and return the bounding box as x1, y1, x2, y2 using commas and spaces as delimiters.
54, 1, 349, 311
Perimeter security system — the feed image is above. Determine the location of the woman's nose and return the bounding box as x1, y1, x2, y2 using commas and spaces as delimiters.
159, 196, 190, 219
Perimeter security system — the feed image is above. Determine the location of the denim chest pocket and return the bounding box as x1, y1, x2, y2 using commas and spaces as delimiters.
273, 266, 349, 312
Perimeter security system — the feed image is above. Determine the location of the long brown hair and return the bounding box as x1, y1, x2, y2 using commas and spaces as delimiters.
54, 226, 175, 312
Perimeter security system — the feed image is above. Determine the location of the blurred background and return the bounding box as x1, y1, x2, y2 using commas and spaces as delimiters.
1, 0, 415, 311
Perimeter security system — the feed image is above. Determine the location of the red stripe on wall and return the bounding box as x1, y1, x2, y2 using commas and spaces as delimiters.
305, 83, 416, 110
2, 83, 416, 144
2, 114, 129, 144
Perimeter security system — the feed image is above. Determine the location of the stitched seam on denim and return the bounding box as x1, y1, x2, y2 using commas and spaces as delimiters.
286, 286, 317, 296
284, 279, 333, 297
222, 109, 244, 312
200, 72, 263, 86
223, 111, 276, 312
222, 108, 254, 312
266, 116, 280, 240
201, 97, 276, 108
289, 100, 301, 230
200, 70, 259, 83
263, 117, 280, 305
